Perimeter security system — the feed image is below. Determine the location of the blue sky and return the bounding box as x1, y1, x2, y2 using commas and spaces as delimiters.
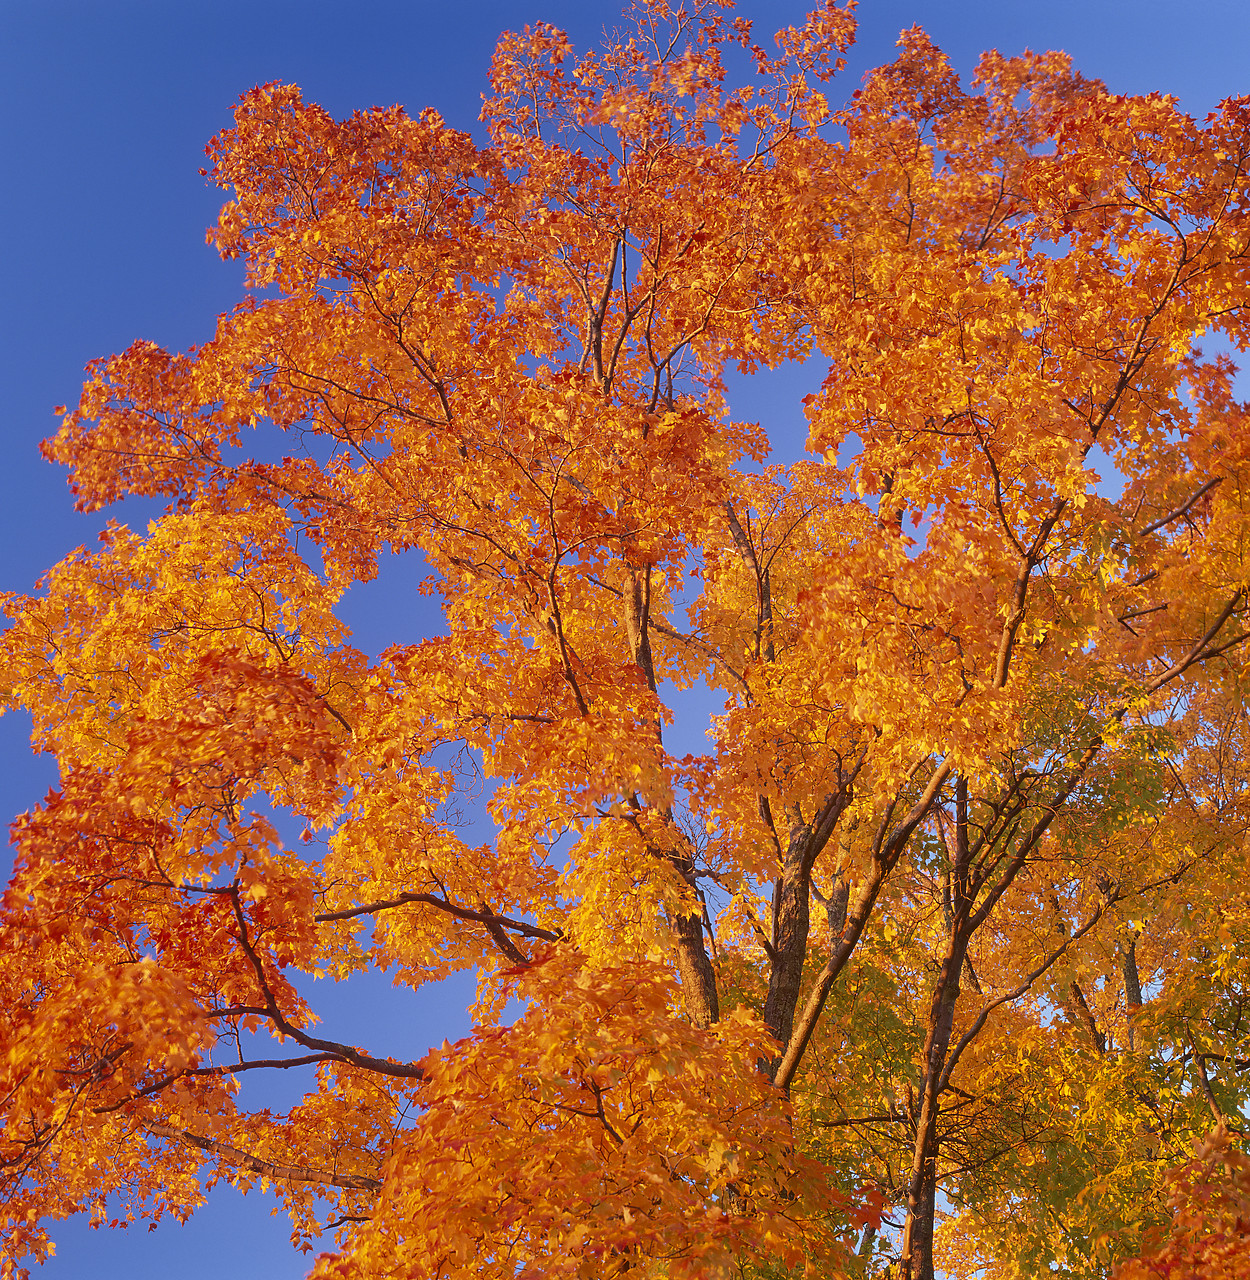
3, 1, 1250, 1275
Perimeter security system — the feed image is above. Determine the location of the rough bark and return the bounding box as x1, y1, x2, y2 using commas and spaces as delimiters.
761, 794, 857, 1079
812, 874, 851, 939
1123, 927, 1143, 1050
668, 904, 720, 1028
1067, 979, 1108, 1054
763, 823, 814, 1053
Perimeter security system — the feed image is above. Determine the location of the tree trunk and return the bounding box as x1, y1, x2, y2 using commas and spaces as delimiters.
669, 902, 720, 1028
1122, 927, 1143, 1051
899, 779, 970, 1280
763, 825, 813, 1054
761, 804, 851, 1080
898, 933, 966, 1280
904, 1144, 939, 1280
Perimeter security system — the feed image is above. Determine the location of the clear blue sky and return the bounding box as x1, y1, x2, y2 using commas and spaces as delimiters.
3, 1, 1249, 1275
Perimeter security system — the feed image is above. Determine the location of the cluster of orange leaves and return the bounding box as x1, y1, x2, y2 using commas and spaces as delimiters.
4, 0, 1250, 1276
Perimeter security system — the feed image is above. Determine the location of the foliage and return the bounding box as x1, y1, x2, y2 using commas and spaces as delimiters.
4, 2, 1250, 1277
1113, 1127, 1250, 1280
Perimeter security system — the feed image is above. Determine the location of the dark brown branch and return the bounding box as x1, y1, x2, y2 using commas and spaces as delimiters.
939, 902, 1108, 1093
146, 1123, 381, 1191
1145, 590, 1246, 693
1191, 1039, 1232, 1128
478, 905, 529, 966
814, 1113, 908, 1128
723, 501, 773, 662
326, 1214, 373, 1230
316, 891, 561, 941
545, 573, 591, 716
94, 1054, 340, 1114
229, 889, 425, 1080
1067, 981, 1107, 1054
1118, 602, 1167, 625
589, 574, 749, 692
773, 760, 953, 1091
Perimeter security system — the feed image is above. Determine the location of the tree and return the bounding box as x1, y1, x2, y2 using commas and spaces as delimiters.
1111, 1126, 1250, 1280
4, 1, 1250, 1276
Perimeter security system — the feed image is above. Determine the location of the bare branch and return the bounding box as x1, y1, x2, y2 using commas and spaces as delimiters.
94, 1055, 340, 1114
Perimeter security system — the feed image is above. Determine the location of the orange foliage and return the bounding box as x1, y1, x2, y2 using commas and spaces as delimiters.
5, 3, 1250, 1277
1114, 1129, 1250, 1280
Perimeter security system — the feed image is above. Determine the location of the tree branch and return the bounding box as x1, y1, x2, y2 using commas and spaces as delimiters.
94, 1055, 340, 1114
146, 1123, 381, 1191
316, 891, 561, 942
773, 761, 953, 1091
1138, 477, 1222, 536
230, 889, 425, 1079
939, 901, 1108, 1093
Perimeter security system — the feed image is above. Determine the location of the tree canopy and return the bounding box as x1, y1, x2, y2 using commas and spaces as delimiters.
4, 2, 1250, 1277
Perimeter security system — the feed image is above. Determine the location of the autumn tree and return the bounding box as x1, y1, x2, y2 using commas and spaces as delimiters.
4, 2, 1250, 1277
1113, 1126, 1250, 1280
